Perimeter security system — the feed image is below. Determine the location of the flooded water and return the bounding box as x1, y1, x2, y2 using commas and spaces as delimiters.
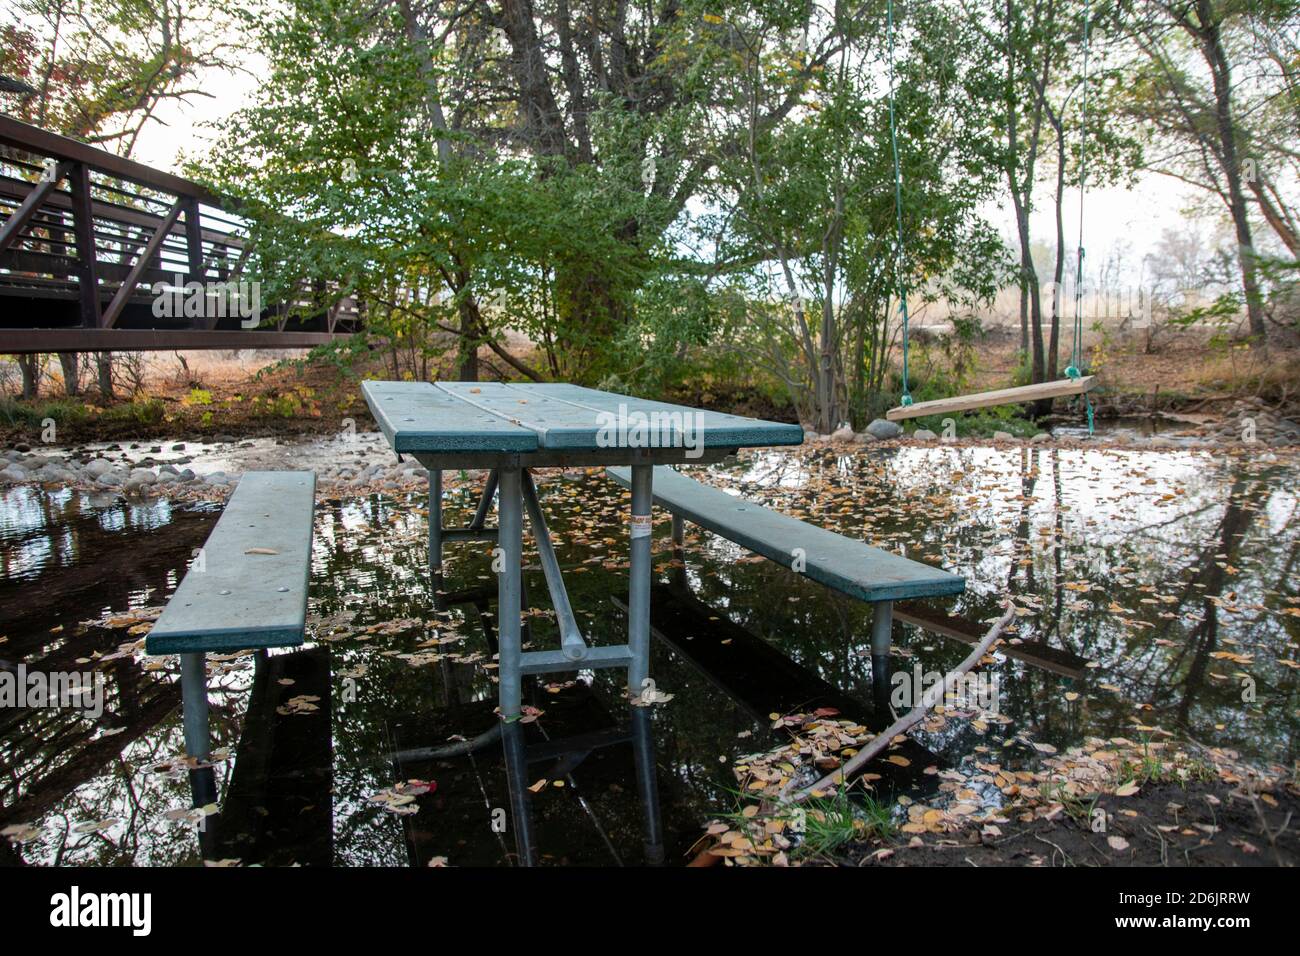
1, 439, 1297, 866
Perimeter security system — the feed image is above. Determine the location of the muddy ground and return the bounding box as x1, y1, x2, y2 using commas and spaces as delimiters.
850, 779, 1300, 867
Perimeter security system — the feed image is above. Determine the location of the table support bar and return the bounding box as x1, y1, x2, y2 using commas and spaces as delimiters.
470, 469, 498, 530
521, 470, 588, 662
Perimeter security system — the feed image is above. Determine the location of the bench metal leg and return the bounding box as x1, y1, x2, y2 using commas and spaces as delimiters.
497, 466, 523, 720
521, 470, 588, 662
428, 469, 443, 570
671, 513, 684, 548
180, 652, 210, 761
871, 601, 893, 714
628, 463, 653, 697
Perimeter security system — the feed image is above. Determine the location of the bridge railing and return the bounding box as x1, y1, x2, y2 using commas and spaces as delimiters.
0, 114, 360, 353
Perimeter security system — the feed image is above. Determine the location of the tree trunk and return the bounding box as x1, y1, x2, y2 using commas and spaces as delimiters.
1013, 195, 1048, 399
1048, 123, 1066, 381
19, 355, 39, 400
96, 353, 115, 400
457, 300, 479, 381
58, 353, 80, 397
1198, 2, 1267, 347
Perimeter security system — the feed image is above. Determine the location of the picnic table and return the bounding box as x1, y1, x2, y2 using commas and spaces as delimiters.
360, 380, 804, 719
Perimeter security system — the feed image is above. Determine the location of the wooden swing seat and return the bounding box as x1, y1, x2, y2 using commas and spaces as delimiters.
885, 375, 1097, 422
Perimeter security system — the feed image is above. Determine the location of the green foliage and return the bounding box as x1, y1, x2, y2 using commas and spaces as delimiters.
796, 792, 895, 860
99, 399, 165, 426
0, 397, 91, 429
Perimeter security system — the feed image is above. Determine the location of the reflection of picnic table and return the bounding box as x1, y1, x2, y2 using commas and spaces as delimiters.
360, 380, 804, 719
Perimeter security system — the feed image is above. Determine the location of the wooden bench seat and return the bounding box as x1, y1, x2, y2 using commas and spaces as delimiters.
146, 470, 316, 760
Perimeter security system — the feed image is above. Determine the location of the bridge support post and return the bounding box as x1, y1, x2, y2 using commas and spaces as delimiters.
66, 162, 101, 327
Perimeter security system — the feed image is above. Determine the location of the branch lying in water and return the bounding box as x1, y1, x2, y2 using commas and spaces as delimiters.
793, 603, 1017, 803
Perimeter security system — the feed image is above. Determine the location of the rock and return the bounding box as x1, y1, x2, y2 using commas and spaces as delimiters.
992, 431, 1015, 442
830, 425, 855, 443
14, 442, 31, 452
1030, 432, 1052, 443
155, 472, 179, 486
83, 458, 113, 477
0, 466, 25, 483
171, 443, 185, 451
853, 431, 877, 444
159, 463, 179, 476
96, 473, 124, 489
128, 468, 157, 485
1147, 436, 1177, 449
178, 469, 197, 482
913, 428, 938, 441
865, 419, 903, 440
213, 433, 236, 443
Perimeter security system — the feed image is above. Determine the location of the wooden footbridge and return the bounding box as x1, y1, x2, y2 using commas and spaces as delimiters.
0, 115, 360, 354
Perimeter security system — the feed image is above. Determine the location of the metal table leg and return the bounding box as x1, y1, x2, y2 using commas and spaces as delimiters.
428, 469, 443, 570
630, 705, 664, 864
871, 601, 893, 714
500, 719, 536, 866
497, 466, 523, 720
628, 463, 653, 697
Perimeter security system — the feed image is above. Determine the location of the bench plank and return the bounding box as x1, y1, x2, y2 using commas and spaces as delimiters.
606, 466, 964, 603
146, 471, 317, 654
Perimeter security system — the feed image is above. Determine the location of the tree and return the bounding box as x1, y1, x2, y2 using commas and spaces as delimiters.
1120, 0, 1300, 347
713, 0, 1005, 432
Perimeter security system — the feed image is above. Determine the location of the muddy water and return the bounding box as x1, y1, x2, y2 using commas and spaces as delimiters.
1, 439, 1296, 866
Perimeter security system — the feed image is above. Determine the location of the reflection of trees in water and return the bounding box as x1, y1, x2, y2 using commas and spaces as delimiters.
4, 453, 1298, 865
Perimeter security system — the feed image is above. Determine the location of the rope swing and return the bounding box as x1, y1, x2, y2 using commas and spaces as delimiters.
884, 0, 1098, 426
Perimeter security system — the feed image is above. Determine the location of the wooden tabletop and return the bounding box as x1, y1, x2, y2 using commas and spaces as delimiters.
361, 380, 804, 458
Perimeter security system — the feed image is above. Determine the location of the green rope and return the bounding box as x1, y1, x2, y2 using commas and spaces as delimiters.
887, 0, 911, 407
1068, 0, 1093, 434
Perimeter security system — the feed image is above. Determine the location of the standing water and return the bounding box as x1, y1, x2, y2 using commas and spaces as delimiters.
1, 439, 1296, 865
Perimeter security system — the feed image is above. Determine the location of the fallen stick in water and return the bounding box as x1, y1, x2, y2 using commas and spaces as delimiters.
794, 603, 1016, 803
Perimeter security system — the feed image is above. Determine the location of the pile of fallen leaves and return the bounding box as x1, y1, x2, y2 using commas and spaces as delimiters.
697, 708, 1293, 866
